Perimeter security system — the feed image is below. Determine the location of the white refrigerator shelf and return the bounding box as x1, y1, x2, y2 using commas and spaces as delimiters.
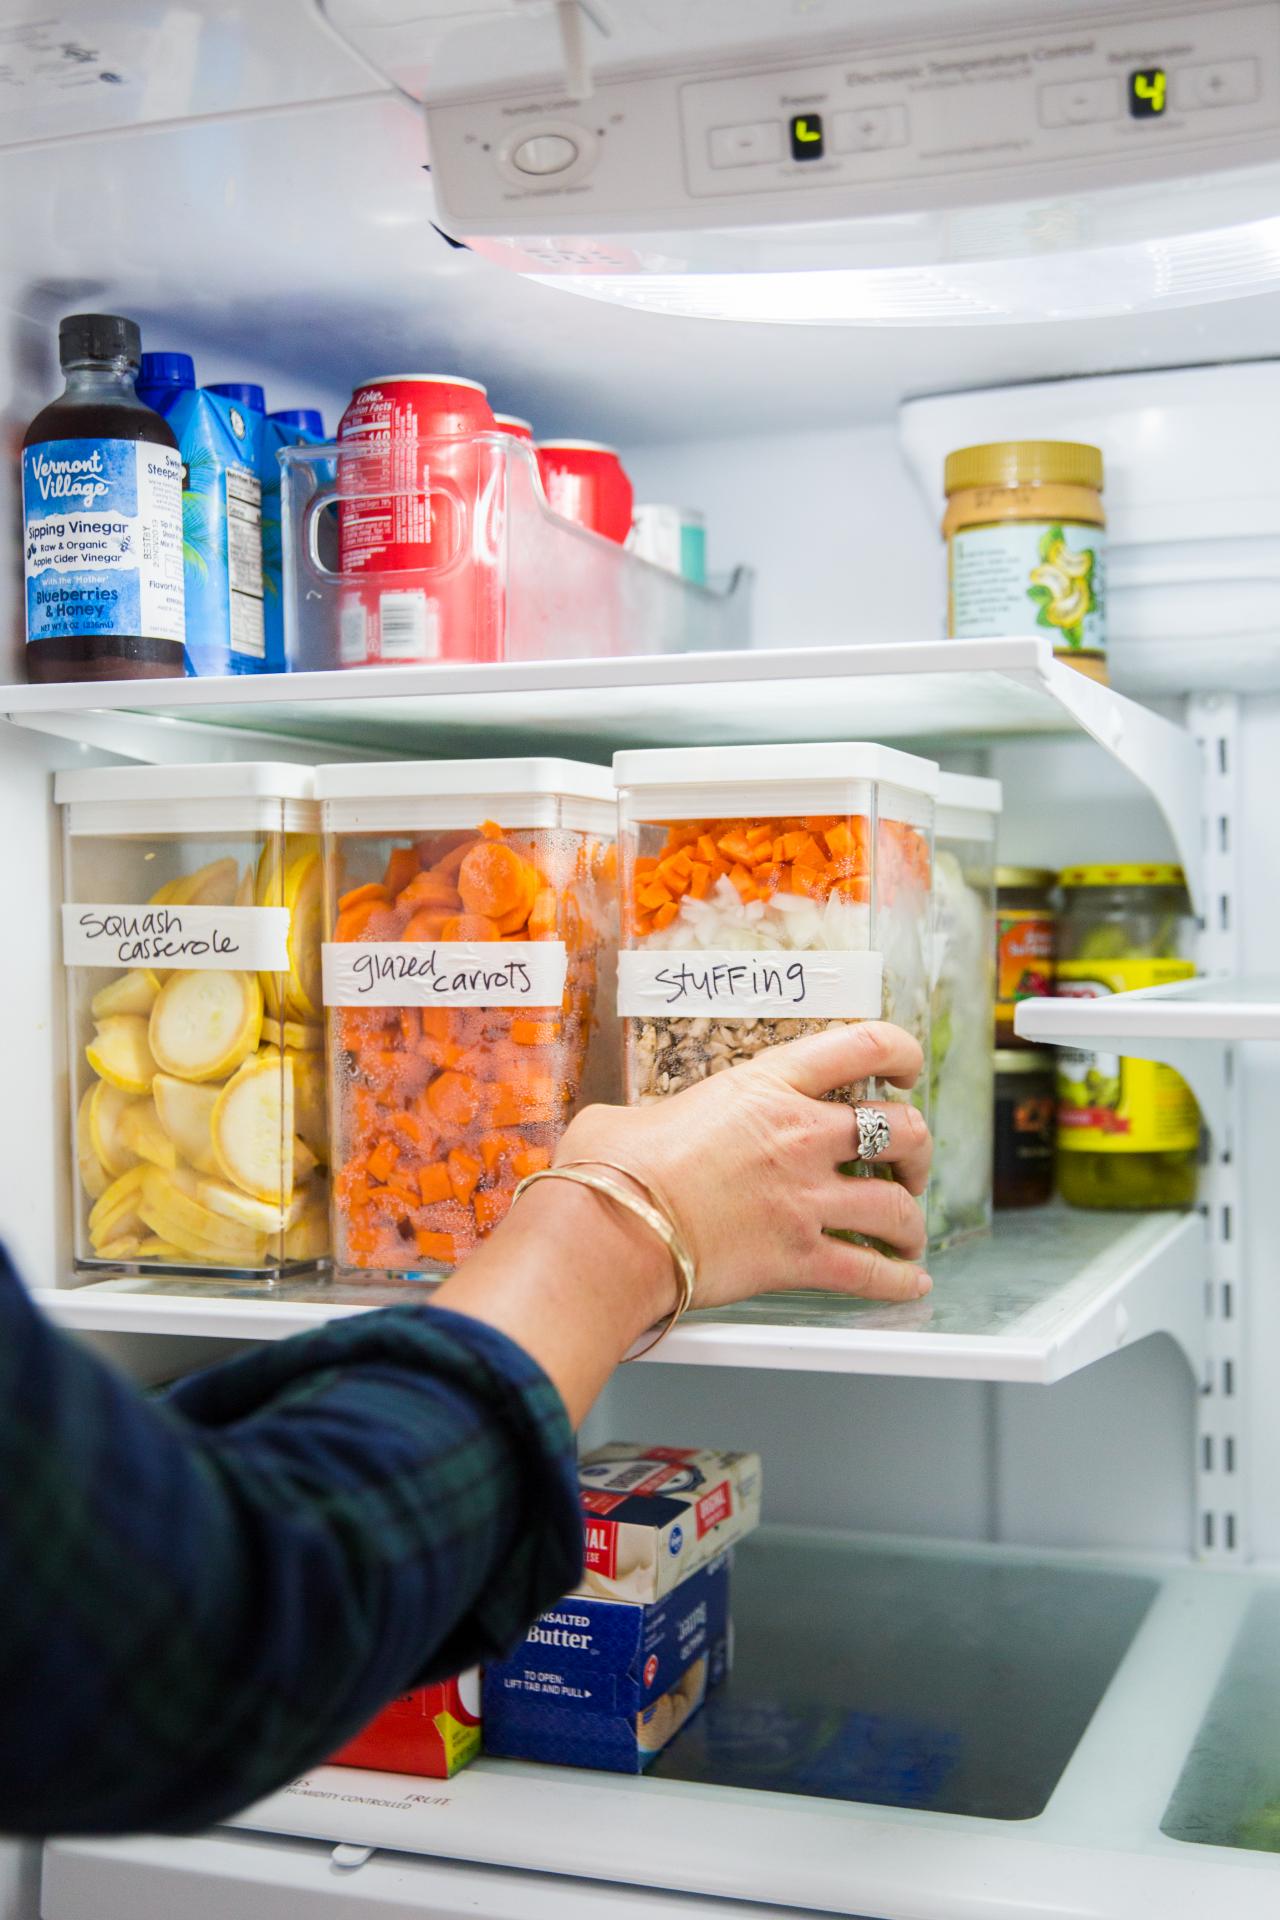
33, 1207, 1206, 1386
46, 1528, 1279, 1920
1015, 975, 1280, 1135
2, 637, 1206, 913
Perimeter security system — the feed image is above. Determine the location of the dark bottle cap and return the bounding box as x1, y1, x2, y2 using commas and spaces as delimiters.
208, 382, 266, 415
270, 408, 324, 436
138, 351, 196, 393
59, 313, 142, 367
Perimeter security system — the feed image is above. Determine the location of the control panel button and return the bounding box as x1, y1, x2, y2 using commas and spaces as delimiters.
1173, 57, 1260, 109
511, 132, 580, 176
833, 104, 908, 152
708, 120, 783, 167
1038, 77, 1121, 127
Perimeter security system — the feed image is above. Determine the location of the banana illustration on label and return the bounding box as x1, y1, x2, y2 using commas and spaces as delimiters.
1027, 523, 1098, 649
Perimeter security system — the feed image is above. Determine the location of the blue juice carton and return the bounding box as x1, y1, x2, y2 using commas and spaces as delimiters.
483, 1550, 733, 1774
136, 357, 266, 675
259, 406, 325, 674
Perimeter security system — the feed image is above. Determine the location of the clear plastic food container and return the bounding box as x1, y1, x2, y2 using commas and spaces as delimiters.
56, 764, 329, 1278
929, 772, 1001, 1252
613, 744, 937, 1124
316, 758, 617, 1275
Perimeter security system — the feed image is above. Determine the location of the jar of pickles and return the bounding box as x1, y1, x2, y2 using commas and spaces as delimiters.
56, 763, 329, 1277
613, 743, 937, 1119
1055, 864, 1198, 1210
316, 758, 617, 1274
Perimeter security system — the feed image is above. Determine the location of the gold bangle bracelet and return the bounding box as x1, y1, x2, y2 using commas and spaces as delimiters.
510, 1165, 696, 1359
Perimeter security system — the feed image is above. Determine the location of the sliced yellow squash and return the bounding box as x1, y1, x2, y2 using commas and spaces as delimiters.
151, 1073, 221, 1175
211, 1054, 294, 1207
75, 1086, 110, 1201
138, 1166, 266, 1259
119, 1098, 178, 1171
93, 1235, 144, 1262
282, 1202, 329, 1263
89, 1080, 140, 1179
149, 970, 262, 1083
90, 969, 160, 1020
86, 1015, 156, 1095
262, 1018, 323, 1051
88, 1164, 148, 1247
196, 1177, 304, 1236
255, 841, 284, 1017
293, 1134, 319, 1182
282, 848, 323, 1021
290, 1050, 327, 1161
136, 1236, 185, 1260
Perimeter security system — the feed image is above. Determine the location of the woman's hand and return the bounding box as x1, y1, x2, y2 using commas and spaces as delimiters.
433, 1020, 931, 1427
558, 1020, 932, 1312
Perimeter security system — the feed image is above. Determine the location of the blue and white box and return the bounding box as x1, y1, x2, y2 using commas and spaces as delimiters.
484, 1550, 733, 1774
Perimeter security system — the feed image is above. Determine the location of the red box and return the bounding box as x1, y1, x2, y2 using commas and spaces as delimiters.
329, 1671, 481, 1779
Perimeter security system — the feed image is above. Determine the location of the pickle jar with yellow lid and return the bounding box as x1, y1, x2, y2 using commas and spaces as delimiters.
944, 441, 1107, 683
1055, 863, 1198, 1211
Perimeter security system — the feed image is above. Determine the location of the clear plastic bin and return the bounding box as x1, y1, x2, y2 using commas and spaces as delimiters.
613, 744, 937, 1133
929, 773, 1001, 1253
56, 764, 329, 1278
280, 437, 751, 669
316, 758, 617, 1275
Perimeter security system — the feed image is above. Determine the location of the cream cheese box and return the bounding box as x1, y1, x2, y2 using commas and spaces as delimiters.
572, 1442, 762, 1603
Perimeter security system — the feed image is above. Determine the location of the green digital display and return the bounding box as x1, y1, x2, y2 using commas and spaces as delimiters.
1129, 67, 1168, 117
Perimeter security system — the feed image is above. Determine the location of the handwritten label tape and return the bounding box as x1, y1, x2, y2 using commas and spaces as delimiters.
617, 948, 883, 1020
323, 940, 568, 1009
62, 903, 289, 971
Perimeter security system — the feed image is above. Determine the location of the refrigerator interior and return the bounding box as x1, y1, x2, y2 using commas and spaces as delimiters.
4, 2, 1280, 1915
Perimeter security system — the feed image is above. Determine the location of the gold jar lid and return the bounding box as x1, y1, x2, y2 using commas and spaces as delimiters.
944, 440, 1104, 494
995, 1048, 1056, 1074
996, 866, 1057, 890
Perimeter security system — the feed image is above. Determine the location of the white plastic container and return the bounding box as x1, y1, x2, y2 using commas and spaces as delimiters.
930, 772, 1001, 1253
315, 757, 617, 1275
56, 763, 328, 1278
613, 743, 938, 1120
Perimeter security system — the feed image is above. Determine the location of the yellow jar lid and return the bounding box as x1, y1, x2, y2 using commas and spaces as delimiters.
996, 866, 1056, 889
1060, 862, 1185, 888
944, 440, 1104, 493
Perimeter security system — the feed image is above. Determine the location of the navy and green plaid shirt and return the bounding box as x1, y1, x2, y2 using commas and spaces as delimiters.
0, 1246, 582, 1837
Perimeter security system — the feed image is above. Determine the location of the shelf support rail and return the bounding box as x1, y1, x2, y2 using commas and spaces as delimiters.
1191, 693, 1245, 1564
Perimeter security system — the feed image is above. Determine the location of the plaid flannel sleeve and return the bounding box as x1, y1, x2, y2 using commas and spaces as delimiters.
0, 1247, 582, 1837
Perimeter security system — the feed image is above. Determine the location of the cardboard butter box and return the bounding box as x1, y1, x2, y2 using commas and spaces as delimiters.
329, 1671, 481, 1779
483, 1550, 732, 1774
572, 1442, 761, 1603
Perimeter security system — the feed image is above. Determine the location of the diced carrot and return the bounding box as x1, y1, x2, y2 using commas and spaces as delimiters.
419, 1035, 464, 1071
366, 1138, 400, 1184
338, 881, 391, 914
388, 1109, 424, 1147
717, 830, 756, 865
473, 1188, 512, 1233
417, 1162, 453, 1206
696, 834, 719, 865
511, 1017, 559, 1046
421, 1007, 454, 1042
634, 856, 659, 877
480, 1134, 516, 1174
457, 840, 528, 918
441, 913, 500, 942
382, 846, 421, 896
745, 824, 772, 847
686, 861, 711, 900
427, 1071, 482, 1129
489, 1077, 560, 1127
512, 1143, 552, 1178
638, 880, 674, 912
398, 869, 463, 913
403, 907, 454, 942
448, 1147, 483, 1206
415, 1229, 456, 1265
728, 862, 756, 901
528, 888, 559, 940
652, 901, 679, 930
478, 819, 505, 841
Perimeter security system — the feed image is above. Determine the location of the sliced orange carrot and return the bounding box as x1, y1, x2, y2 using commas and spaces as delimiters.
528, 888, 559, 940
335, 898, 397, 942
403, 907, 454, 942
338, 880, 392, 914
398, 869, 463, 913
458, 840, 529, 919
440, 913, 500, 942
383, 846, 421, 896
434, 838, 482, 882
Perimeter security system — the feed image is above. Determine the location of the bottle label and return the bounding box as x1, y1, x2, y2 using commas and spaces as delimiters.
1055, 958, 1199, 1153
996, 909, 1055, 1009
950, 519, 1106, 659
23, 438, 184, 645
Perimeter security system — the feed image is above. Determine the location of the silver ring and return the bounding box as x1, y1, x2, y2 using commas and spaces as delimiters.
854, 1106, 893, 1163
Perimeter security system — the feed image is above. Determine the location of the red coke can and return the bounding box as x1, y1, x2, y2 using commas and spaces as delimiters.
537, 439, 633, 544
494, 412, 534, 443
337, 374, 497, 666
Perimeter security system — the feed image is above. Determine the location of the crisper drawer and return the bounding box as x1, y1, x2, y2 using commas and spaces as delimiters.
42, 1831, 846, 1920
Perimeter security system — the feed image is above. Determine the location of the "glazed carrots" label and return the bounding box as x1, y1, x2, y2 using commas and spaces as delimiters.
323, 939, 568, 1008
617, 948, 883, 1019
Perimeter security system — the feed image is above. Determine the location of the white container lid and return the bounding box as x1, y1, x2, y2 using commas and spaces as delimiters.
937, 771, 1002, 842
316, 757, 615, 835
55, 762, 315, 806
56, 762, 317, 838
613, 743, 940, 798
